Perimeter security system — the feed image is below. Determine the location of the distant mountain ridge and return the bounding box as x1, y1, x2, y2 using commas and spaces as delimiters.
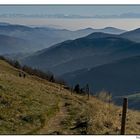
21, 32, 139, 75
0, 23, 126, 54
0, 34, 33, 54
120, 28, 140, 42
61, 55, 140, 97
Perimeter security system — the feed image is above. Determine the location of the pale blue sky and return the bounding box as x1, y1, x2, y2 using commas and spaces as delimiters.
0, 5, 140, 16
0, 5, 140, 30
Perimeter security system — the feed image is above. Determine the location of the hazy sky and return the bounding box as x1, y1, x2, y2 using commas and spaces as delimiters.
0, 5, 140, 30
0, 5, 140, 16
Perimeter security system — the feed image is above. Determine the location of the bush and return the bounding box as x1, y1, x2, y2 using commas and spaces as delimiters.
74, 84, 80, 93
97, 90, 112, 102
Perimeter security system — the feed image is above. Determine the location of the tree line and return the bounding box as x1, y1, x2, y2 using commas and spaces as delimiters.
0, 56, 65, 85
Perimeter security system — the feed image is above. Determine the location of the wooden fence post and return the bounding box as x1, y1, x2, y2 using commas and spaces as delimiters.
71, 85, 73, 95
86, 84, 89, 100
120, 98, 128, 135
108, 91, 111, 114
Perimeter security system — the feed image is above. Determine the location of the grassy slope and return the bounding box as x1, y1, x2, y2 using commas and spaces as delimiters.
0, 59, 140, 135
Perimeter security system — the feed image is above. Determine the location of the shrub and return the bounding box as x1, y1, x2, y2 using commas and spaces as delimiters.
74, 84, 80, 93
97, 90, 112, 102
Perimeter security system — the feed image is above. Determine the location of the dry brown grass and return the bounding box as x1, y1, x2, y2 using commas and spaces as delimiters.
0, 59, 140, 135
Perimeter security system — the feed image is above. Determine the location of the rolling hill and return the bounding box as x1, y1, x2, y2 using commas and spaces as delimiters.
0, 23, 126, 53
0, 58, 140, 134
0, 34, 34, 54
21, 32, 139, 75
61, 55, 140, 101
120, 28, 140, 42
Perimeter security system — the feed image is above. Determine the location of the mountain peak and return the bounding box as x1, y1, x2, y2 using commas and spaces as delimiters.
76, 27, 94, 32
103, 27, 117, 30
84, 27, 94, 30
85, 32, 117, 39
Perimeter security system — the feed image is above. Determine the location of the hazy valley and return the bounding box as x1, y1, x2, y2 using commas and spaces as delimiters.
0, 22, 140, 134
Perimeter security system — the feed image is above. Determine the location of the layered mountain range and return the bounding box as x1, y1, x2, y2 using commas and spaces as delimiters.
0, 23, 126, 54
20, 27, 140, 110
1, 23, 140, 109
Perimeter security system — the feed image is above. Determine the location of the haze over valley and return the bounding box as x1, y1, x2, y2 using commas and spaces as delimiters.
0, 5, 140, 135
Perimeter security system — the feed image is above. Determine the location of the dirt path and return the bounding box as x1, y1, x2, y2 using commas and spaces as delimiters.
38, 94, 90, 135
39, 101, 68, 134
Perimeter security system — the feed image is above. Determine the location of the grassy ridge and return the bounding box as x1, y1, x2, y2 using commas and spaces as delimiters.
0, 59, 140, 134
0, 60, 60, 134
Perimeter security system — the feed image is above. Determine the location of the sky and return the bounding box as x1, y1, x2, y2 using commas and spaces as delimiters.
0, 5, 140, 30
0, 5, 140, 16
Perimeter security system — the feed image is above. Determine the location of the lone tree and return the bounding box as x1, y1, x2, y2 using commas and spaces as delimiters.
86, 84, 90, 99
50, 75, 55, 82
14, 61, 21, 69
74, 84, 80, 93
